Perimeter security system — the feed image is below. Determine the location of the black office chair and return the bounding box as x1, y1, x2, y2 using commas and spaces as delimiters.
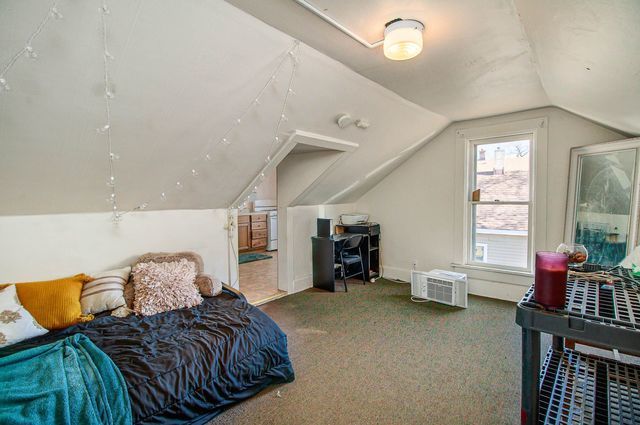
336, 235, 366, 292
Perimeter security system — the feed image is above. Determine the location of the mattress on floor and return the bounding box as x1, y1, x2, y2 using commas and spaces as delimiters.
0, 288, 295, 425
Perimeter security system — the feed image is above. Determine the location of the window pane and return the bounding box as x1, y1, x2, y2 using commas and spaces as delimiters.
472, 204, 529, 269
474, 139, 530, 201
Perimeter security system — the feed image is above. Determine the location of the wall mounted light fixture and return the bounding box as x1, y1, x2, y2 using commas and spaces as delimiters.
336, 113, 369, 130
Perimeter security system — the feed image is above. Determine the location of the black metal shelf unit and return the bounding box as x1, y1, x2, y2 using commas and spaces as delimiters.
539, 347, 640, 424
516, 269, 640, 425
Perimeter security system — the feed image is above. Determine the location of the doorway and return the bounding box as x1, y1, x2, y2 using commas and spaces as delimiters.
237, 169, 284, 304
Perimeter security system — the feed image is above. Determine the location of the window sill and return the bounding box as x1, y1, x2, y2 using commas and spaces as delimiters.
451, 263, 533, 286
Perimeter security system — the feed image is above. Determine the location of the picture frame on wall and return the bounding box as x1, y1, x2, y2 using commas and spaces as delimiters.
564, 137, 640, 267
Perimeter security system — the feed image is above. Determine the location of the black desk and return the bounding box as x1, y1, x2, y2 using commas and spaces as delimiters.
311, 233, 370, 292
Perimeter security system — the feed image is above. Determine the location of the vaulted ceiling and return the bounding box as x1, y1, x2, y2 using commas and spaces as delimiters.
1, 0, 638, 215
0, 0, 446, 215
229, 0, 640, 134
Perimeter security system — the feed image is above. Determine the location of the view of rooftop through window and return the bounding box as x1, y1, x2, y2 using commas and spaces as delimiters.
469, 137, 532, 270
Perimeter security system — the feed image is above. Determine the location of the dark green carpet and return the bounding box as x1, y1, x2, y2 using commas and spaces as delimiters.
238, 253, 273, 264
210, 278, 535, 425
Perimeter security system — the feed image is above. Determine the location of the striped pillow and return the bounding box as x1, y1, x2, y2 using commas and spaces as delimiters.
81, 267, 130, 315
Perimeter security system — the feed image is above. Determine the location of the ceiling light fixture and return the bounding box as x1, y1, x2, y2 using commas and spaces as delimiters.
294, 1, 425, 61
383, 19, 425, 61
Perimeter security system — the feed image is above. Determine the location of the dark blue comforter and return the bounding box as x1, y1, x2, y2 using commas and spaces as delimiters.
0, 288, 295, 424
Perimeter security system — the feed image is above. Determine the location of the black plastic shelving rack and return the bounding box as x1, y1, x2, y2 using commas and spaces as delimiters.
516, 270, 640, 424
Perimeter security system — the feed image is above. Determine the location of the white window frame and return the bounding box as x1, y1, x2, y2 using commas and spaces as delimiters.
466, 135, 534, 272
452, 117, 548, 279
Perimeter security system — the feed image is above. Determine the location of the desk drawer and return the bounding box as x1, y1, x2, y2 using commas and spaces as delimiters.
251, 238, 267, 248
251, 222, 267, 230
252, 229, 267, 239
238, 215, 250, 224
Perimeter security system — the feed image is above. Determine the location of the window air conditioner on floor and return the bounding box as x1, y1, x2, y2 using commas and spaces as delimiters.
410, 269, 468, 308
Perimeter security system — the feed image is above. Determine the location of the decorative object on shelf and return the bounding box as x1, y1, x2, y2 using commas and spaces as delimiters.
533, 251, 568, 309
555, 243, 588, 267
564, 137, 640, 266
0, 0, 62, 93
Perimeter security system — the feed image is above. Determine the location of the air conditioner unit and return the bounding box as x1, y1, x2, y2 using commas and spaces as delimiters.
411, 269, 468, 308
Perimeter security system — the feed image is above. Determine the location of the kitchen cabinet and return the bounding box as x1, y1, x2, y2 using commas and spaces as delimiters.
238, 215, 250, 251
238, 213, 268, 252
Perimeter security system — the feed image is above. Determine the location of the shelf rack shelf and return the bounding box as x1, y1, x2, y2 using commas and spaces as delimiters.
516, 268, 640, 425
539, 347, 640, 424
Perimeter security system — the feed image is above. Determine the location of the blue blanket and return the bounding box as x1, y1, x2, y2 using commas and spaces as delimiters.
0, 333, 131, 425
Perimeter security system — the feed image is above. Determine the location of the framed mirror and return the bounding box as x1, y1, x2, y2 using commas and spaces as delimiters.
564, 137, 640, 267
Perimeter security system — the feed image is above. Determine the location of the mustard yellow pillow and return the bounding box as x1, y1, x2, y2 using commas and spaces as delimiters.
9, 274, 94, 330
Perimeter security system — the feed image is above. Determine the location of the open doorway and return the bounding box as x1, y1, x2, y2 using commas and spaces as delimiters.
237, 169, 284, 304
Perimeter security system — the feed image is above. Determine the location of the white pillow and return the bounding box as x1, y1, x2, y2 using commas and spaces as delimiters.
81, 266, 131, 314
0, 285, 48, 347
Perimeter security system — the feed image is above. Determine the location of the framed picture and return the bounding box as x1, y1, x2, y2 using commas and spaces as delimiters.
564, 137, 640, 266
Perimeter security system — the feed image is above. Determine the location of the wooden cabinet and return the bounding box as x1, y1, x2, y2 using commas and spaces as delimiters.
238, 213, 268, 252
238, 215, 250, 251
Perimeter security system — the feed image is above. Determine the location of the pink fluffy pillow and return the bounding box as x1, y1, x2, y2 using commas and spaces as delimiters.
132, 259, 202, 316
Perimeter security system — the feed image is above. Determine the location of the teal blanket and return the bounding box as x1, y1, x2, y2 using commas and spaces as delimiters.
0, 334, 132, 425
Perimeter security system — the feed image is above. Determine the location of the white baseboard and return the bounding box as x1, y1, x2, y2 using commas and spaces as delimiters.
382, 266, 411, 282
292, 273, 313, 293
382, 265, 527, 302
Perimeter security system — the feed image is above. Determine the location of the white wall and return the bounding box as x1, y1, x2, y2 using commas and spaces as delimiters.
286, 204, 356, 293
0, 209, 238, 288
356, 107, 625, 301
276, 146, 356, 293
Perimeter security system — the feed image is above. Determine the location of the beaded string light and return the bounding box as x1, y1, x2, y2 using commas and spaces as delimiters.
117, 40, 301, 220
0, 2, 300, 222
235, 42, 299, 210
0, 0, 63, 92
96, 1, 123, 223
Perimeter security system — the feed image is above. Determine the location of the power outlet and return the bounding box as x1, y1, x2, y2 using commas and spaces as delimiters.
412, 260, 418, 271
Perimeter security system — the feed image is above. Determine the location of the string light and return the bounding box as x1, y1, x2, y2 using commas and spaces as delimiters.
127, 40, 299, 216
117, 40, 301, 219
96, 0, 121, 223
232, 42, 299, 210
0, 0, 61, 93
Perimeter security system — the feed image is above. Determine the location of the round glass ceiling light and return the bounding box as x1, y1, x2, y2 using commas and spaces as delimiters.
383, 19, 425, 61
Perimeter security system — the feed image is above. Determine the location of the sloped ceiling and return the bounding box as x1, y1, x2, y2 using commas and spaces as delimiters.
2, 0, 638, 216
228, 0, 640, 134
228, 0, 551, 121
0, 0, 447, 215
515, 0, 640, 135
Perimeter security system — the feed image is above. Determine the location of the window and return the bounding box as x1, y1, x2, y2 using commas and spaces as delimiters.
466, 135, 534, 272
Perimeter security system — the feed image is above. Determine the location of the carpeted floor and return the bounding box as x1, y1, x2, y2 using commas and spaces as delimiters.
210, 278, 539, 425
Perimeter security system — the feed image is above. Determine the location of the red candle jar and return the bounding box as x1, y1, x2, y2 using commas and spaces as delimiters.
534, 251, 568, 309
